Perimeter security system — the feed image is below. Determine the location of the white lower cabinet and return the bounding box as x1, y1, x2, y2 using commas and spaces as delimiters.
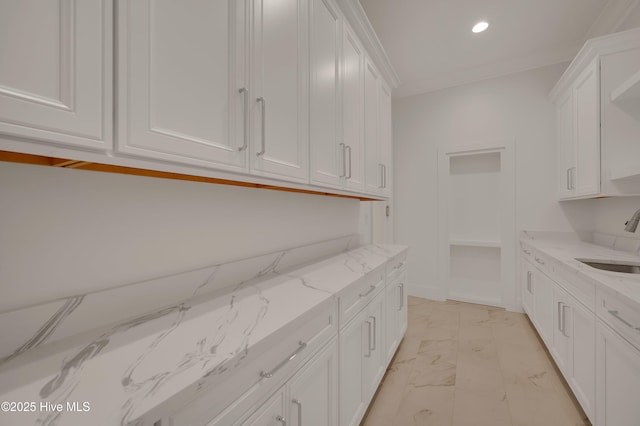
239, 339, 339, 426
521, 246, 596, 423
385, 267, 407, 363
595, 320, 640, 426
339, 288, 386, 426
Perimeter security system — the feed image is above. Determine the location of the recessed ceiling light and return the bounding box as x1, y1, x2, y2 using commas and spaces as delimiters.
472, 21, 489, 33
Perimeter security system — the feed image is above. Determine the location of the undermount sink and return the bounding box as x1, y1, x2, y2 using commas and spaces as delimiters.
577, 259, 640, 274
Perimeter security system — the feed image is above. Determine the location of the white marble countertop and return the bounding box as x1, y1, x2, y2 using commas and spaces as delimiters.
521, 231, 640, 311
0, 243, 407, 426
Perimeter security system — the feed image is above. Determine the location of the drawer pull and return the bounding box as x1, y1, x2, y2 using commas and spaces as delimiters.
276, 415, 286, 425
535, 257, 545, 266
394, 261, 405, 270
523, 249, 531, 255
260, 341, 307, 379
608, 310, 640, 332
359, 284, 377, 298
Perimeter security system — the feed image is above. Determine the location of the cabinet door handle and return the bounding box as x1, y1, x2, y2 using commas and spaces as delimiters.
256, 97, 266, 156
526, 271, 532, 294
571, 167, 576, 190
562, 304, 570, 338
523, 249, 531, 255
359, 284, 376, 298
608, 310, 640, 332
398, 283, 404, 311
557, 301, 563, 332
346, 145, 352, 179
364, 320, 372, 358
238, 88, 249, 151
535, 257, 545, 266
370, 315, 377, 351
276, 415, 286, 425
383, 164, 387, 188
566, 168, 571, 190
260, 341, 307, 378
339, 143, 346, 177
292, 399, 302, 426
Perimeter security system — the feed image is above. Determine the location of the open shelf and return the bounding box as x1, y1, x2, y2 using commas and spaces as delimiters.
611, 69, 640, 121
449, 239, 501, 248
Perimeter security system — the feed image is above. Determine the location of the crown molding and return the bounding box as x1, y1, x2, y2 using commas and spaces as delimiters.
549, 27, 640, 101
585, 0, 640, 39
335, 0, 401, 88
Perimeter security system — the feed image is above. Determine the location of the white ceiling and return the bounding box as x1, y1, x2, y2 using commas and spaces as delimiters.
359, 0, 639, 97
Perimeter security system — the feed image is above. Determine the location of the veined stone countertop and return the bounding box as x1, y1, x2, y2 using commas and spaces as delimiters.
0, 242, 407, 426
521, 231, 640, 311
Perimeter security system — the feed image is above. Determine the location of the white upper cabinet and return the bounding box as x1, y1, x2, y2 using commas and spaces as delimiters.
251, 0, 309, 183
0, 0, 112, 150
363, 57, 392, 196
117, 0, 249, 171
551, 28, 640, 199
573, 61, 601, 197
364, 58, 381, 194
310, 0, 343, 188
341, 23, 366, 192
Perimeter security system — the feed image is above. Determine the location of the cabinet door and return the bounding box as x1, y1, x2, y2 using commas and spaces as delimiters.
240, 387, 287, 426
309, 0, 342, 188
339, 309, 368, 426
596, 320, 640, 426
573, 60, 601, 197
378, 81, 392, 195
385, 270, 407, 362
568, 295, 595, 422
557, 90, 575, 199
521, 260, 535, 316
532, 269, 554, 345
363, 58, 381, 194
118, 0, 248, 170
0, 0, 112, 150
364, 291, 386, 398
251, 0, 309, 182
288, 340, 338, 426
551, 285, 570, 375
341, 23, 365, 191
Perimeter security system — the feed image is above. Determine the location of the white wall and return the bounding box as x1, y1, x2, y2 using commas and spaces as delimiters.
0, 162, 360, 310
393, 63, 595, 301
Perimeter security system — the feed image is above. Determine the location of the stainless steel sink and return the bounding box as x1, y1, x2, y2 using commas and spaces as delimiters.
577, 259, 640, 274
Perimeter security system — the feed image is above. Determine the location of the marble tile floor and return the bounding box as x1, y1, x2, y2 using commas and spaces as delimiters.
362, 296, 591, 426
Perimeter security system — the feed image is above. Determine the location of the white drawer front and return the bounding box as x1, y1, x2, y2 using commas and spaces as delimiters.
597, 289, 640, 351
339, 267, 385, 328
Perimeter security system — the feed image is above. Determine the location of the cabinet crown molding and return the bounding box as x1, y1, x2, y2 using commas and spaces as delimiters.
335, 0, 400, 89
550, 27, 640, 102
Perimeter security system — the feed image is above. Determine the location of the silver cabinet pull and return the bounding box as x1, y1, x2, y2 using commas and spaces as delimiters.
526, 271, 532, 294
608, 310, 640, 332
339, 143, 346, 177
562, 304, 570, 338
359, 284, 376, 298
256, 97, 266, 156
370, 315, 377, 351
523, 249, 531, 255
292, 399, 302, 426
558, 301, 563, 333
535, 257, 545, 266
364, 320, 372, 358
345, 145, 352, 179
276, 415, 286, 425
566, 168, 571, 190
571, 167, 576, 190
238, 88, 249, 151
398, 283, 404, 311
260, 341, 307, 378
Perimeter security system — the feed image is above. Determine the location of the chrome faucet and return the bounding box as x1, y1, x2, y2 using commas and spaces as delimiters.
624, 208, 640, 233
